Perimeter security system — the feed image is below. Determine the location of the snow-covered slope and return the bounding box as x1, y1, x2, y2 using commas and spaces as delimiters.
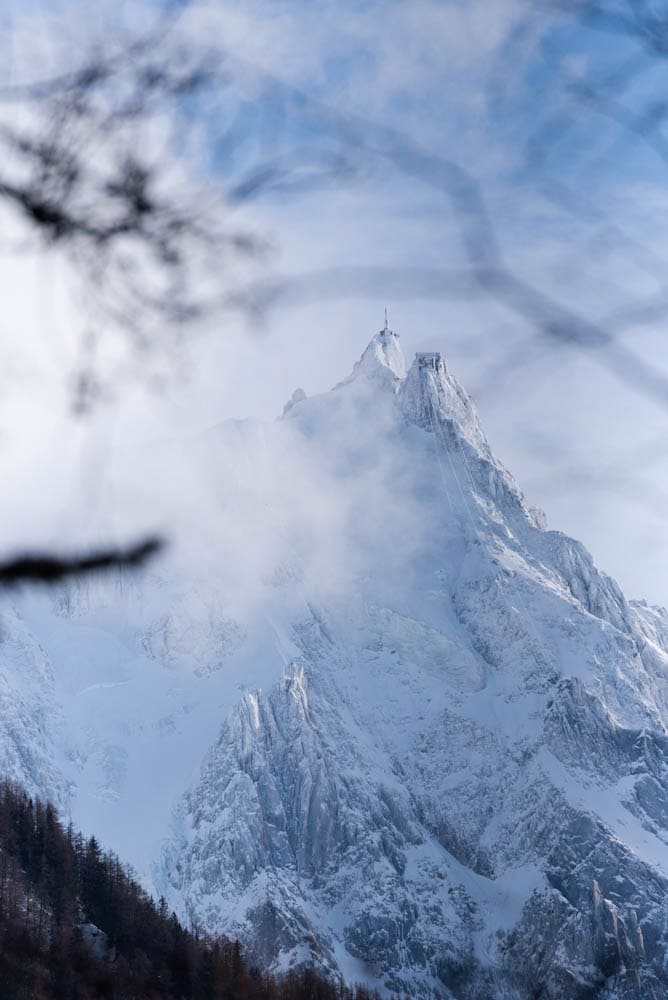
2, 326, 668, 998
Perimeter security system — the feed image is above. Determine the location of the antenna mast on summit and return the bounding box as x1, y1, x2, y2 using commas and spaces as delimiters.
384, 308, 389, 333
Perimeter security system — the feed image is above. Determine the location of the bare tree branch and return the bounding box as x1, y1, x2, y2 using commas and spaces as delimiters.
0, 536, 164, 586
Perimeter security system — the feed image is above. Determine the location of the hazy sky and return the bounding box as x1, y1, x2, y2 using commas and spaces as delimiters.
1, 0, 668, 606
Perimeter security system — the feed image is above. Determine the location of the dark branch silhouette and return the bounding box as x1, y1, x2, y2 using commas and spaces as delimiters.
0, 536, 164, 586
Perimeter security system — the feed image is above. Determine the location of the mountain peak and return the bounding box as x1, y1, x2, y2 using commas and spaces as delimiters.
7, 316, 668, 998
347, 316, 406, 388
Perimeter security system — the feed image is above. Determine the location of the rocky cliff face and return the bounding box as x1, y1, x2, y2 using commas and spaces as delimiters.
1, 325, 668, 997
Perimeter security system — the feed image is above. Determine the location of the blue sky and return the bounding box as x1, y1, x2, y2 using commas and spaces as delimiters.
177, 0, 668, 605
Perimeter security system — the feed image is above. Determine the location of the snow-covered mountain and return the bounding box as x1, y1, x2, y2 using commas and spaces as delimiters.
2, 326, 668, 998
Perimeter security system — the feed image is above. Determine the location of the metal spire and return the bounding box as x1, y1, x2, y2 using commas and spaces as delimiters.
384, 307, 389, 333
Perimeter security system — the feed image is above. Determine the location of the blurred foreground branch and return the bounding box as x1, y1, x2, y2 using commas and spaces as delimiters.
0, 536, 164, 586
